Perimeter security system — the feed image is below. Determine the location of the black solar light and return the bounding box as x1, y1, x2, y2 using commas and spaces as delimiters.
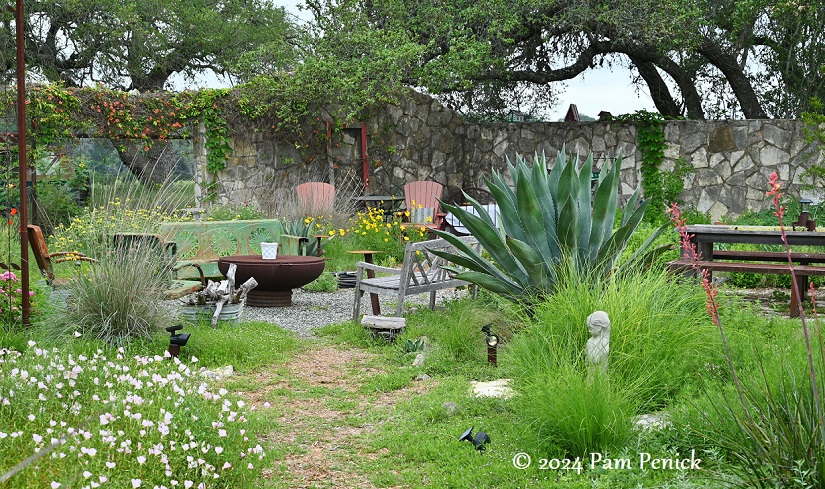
481, 325, 499, 366
166, 324, 191, 358
458, 426, 491, 451
459, 427, 474, 443
473, 431, 491, 451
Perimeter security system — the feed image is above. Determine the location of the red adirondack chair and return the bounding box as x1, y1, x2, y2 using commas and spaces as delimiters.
403, 180, 445, 231
295, 182, 336, 217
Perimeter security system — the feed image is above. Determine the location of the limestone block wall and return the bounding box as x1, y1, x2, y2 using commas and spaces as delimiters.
665, 120, 821, 219
196, 90, 823, 221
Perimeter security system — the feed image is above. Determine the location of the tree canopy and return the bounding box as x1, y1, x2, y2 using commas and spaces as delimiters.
300, 0, 825, 119
3, 0, 300, 91
1, 0, 822, 120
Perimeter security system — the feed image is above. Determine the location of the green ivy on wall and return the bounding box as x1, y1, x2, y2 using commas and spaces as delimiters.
188, 89, 232, 173
616, 110, 690, 221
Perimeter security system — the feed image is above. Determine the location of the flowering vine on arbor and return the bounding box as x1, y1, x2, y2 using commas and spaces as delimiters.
0, 81, 365, 177
1, 85, 234, 173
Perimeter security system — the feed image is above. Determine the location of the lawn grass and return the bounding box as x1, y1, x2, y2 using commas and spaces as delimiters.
2, 264, 817, 487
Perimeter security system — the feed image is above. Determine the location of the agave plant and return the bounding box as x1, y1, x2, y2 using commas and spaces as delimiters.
431, 150, 670, 302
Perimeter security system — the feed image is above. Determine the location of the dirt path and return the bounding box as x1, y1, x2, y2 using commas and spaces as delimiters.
241, 346, 430, 488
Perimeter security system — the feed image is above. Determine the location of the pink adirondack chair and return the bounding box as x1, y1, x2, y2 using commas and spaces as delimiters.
403, 180, 445, 231
295, 182, 336, 217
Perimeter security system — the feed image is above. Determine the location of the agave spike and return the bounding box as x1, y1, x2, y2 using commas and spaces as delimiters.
428, 149, 665, 305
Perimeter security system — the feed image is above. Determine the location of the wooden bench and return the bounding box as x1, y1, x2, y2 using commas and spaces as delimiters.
158, 219, 306, 281
668, 251, 825, 317
352, 236, 480, 320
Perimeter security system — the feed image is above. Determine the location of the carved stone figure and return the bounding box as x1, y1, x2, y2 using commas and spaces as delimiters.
585, 311, 610, 369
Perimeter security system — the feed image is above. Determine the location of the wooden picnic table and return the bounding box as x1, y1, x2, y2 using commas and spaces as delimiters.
671, 225, 825, 318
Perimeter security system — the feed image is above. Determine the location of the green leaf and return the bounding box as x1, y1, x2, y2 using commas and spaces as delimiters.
588, 153, 621, 260
557, 194, 579, 254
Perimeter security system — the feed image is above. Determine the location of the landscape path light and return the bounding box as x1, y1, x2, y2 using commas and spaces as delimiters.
481, 324, 499, 367
793, 198, 816, 231
166, 324, 191, 358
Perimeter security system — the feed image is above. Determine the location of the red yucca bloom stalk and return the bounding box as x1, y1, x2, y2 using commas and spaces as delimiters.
765, 171, 825, 444
668, 202, 748, 412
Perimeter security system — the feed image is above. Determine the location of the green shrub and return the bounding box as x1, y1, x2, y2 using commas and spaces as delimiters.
726, 271, 764, 288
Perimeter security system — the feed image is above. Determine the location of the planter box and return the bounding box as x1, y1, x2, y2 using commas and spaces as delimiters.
178, 301, 244, 323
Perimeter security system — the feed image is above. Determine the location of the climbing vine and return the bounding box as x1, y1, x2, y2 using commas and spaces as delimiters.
188, 89, 232, 173
616, 110, 690, 221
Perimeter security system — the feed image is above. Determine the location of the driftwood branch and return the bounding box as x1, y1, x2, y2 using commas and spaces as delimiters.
182, 264, 257, 326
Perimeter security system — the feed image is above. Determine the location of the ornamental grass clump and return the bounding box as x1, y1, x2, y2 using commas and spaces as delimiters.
432, 150, 670, 303
44, 168, 191, 345
505, 264, 713, 457
50, 168, 192, 259
47, 242, 169, 346
0, 342, 264, 488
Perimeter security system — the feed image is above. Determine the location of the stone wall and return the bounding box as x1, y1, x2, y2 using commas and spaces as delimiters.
196, 90, 823, 221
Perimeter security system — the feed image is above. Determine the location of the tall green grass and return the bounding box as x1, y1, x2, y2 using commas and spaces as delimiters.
505, 266, 716, 456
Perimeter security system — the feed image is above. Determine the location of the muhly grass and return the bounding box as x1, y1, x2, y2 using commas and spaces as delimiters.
0, 341, 264, 488
45, 244, 169, 346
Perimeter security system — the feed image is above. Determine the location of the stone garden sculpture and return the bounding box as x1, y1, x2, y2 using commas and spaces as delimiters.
585, 311, 610, 369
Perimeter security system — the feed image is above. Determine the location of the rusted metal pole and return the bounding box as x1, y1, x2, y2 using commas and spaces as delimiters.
360, 122, 368, 190
16, 0, 30, 325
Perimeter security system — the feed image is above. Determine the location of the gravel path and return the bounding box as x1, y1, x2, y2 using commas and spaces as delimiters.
240, 287, 468, 338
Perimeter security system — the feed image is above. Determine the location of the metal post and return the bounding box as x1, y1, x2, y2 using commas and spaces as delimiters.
16, 0, 29, 325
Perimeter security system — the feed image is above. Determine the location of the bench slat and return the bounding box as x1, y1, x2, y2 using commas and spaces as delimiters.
353, 235, 480, 319
668, 259, 825, 275
711, 250, 825, 263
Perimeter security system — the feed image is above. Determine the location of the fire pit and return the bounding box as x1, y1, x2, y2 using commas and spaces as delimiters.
217, 255, 326, 307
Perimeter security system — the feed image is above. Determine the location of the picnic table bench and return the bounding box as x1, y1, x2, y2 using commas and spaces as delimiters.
667, 225, 825, 317
352, 236, 480, 320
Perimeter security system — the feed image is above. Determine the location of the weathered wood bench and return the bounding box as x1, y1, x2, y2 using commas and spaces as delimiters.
668, 250, 825, 317
158, 219, 306, 281
352, 236, 480, 320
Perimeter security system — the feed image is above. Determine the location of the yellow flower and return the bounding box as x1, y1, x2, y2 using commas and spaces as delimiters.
403, 236, 410, 241
339, 229, 346, 236
328, 230, 335, 236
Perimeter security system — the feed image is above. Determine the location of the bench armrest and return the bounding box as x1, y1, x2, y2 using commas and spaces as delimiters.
356, 261, 401, 275
172, 261, 208, 285
51, 252, 98, 265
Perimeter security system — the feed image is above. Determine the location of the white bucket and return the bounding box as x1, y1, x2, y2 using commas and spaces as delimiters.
261, 242, 279, 260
